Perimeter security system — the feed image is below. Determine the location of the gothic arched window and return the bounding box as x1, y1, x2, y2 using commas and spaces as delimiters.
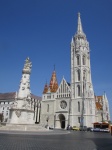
77, 85, 80, 96
82, 55, 86, 65
78, 101, 80, 112
83, 70, 86, 80
77, 70, 80, 81
77, 55, 80, 65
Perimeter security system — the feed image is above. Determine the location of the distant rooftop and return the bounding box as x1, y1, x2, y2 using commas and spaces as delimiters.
0, 92, 16, 100
0, 92, 41, 101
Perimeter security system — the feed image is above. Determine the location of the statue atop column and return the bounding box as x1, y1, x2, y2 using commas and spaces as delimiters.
22, 57, 32, 74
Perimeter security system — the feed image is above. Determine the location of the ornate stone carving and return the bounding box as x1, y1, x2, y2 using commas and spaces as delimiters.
15, 109, 21, 117
60, 101, 67, 109
22, 99, 31, 110
10, 100, 18, 109
22, 57, 32, 74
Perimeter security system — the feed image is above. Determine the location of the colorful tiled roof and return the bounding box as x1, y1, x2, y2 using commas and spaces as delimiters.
96, 102, 102, 110
49, 71, 58, 93
95, 95, 103, 110
97, 96, 103, 100
43, 70, 58, 94
43, 83, 49, 94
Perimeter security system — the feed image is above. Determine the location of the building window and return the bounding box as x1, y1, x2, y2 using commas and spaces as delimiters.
82, 55, 86, 65
3, 107, 4, 110
78, 117, 80, 123
77, 70, 80, 81
7, 107, 9, 110
47, 104, 49, 112
77, 85, 80, 96
47, 94, 51, 99
77, 55, 80, 65
83, 70, 86, 80
78, 102, 80, 112
6, 112, 8, 116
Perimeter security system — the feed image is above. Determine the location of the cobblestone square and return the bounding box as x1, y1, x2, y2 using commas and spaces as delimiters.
0, 130, 112, 150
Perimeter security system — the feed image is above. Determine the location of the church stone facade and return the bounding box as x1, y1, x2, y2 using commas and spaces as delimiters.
40, 13, 110, 129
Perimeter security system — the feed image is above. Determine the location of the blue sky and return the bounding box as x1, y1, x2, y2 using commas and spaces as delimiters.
0, 0, 112, 120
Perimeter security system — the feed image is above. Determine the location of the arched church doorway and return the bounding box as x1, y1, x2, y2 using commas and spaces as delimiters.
59, 114, 65, 129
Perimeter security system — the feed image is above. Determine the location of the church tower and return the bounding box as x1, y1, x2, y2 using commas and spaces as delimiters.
70, 13, 95, 127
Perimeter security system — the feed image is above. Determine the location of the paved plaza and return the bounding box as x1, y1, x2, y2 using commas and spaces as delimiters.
0, 130, 112, 150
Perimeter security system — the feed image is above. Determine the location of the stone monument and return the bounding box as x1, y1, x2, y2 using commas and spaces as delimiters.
9, 57, 35, 124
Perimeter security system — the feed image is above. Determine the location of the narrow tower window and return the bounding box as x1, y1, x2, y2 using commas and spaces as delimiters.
78, 101, 80, 112
77, 70, 80, 81
82, 55, 86, 65
78, 117, 80, 123
77, 85, 80, 96
77, 55, 80, 65
83, 70, 86, 80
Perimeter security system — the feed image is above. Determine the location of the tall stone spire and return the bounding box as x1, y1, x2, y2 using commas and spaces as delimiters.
18, 57, 32, 98
77, 12, 84, 34
70, 13, 95, 127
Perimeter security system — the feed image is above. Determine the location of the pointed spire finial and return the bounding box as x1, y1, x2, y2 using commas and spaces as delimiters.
77, 12, 83, 34
78, 12, 80, 17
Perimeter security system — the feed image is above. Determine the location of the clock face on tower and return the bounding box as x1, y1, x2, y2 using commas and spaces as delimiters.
60, 101, 67, 109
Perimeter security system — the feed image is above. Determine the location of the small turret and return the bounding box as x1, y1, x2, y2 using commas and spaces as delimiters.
43, 82, 49, 94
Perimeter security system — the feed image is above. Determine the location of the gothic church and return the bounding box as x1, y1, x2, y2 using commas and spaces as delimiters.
40, 13, 110, 129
